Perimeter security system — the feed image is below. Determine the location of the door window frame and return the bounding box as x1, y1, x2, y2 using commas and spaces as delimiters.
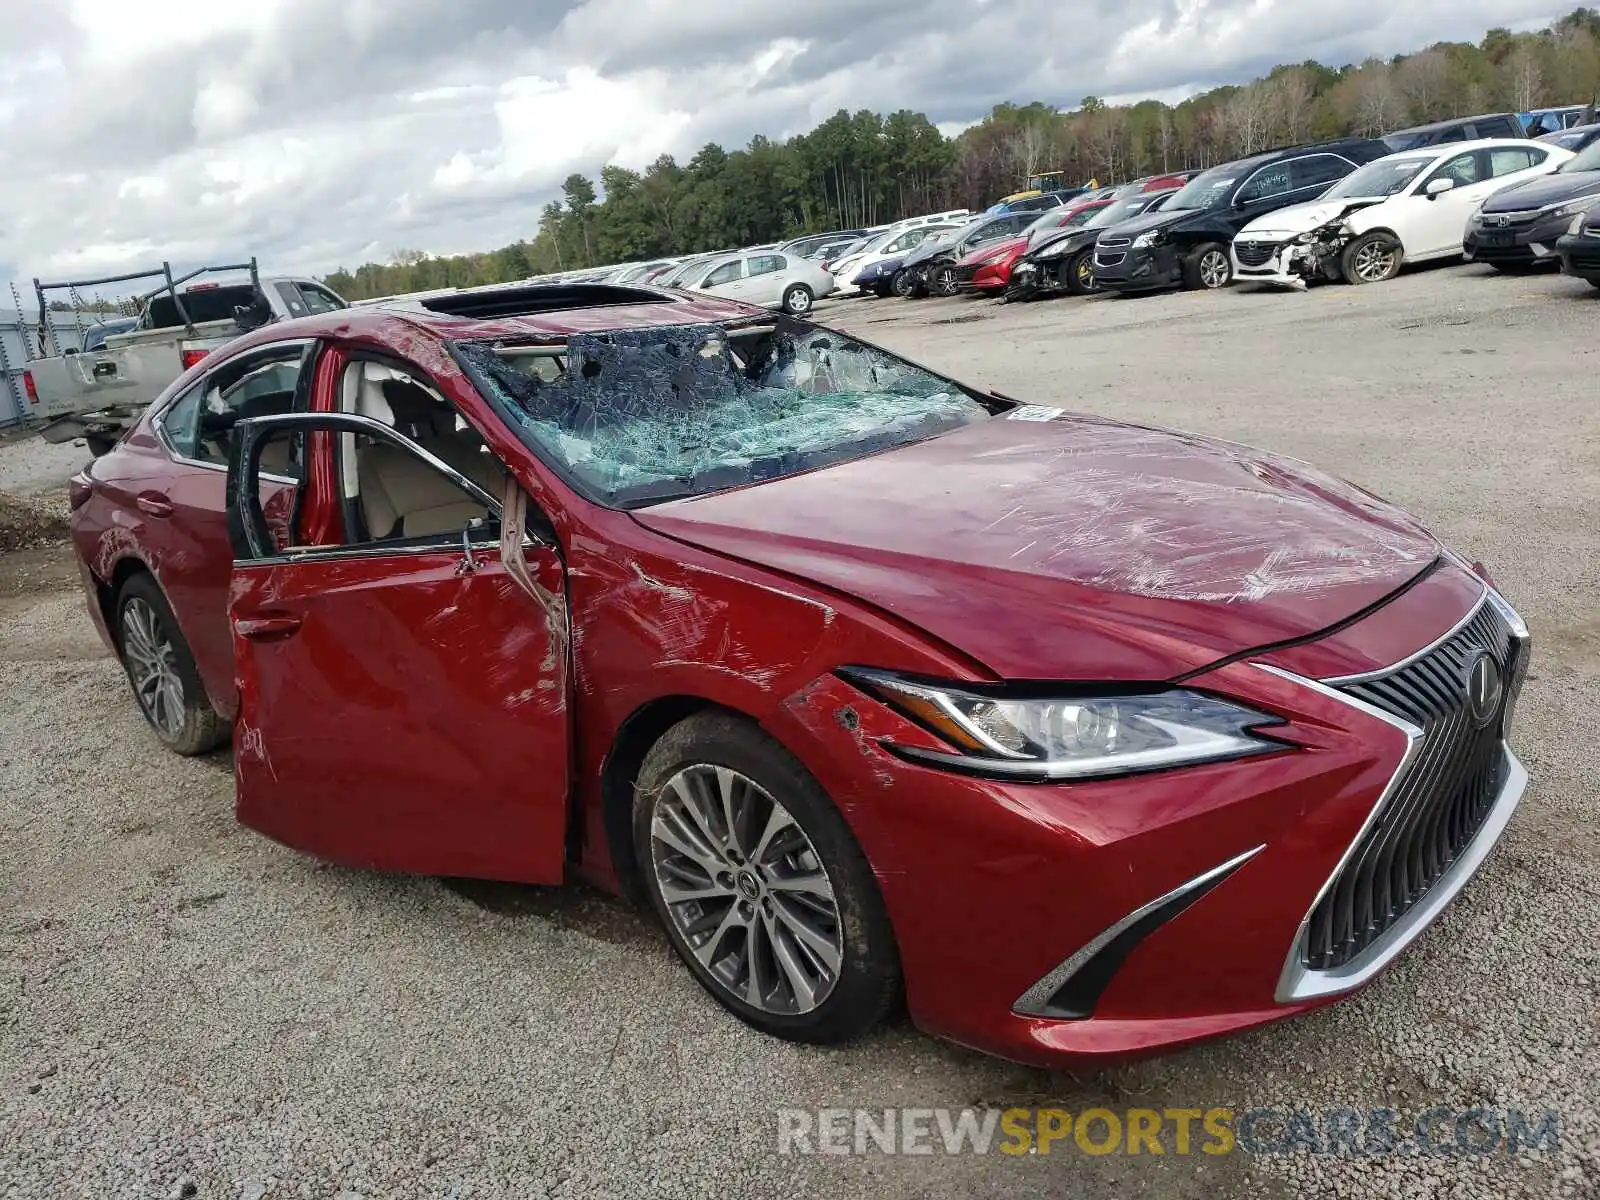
228, 411, 505, 566
152, 338, 317, 483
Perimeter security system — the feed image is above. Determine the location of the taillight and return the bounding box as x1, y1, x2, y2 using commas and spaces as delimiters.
23, 370, 38, 406
181, 347, 209, 370
69, 471, 94, 510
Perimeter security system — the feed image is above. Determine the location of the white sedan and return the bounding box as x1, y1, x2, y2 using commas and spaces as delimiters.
1232, 138, 1574, 287
681, 251, 837, 315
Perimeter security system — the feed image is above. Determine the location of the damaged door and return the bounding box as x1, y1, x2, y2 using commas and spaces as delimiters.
224, 411, 571, 883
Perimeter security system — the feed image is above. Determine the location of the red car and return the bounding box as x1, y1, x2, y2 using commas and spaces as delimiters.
69, 284, 1530, 1065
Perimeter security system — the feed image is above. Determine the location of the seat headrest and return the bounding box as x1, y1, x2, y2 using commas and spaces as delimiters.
381, 379, 453, 436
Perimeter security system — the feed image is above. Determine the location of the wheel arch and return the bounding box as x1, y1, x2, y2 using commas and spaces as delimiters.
96, 555, 157, 648
598, 693, 761, 900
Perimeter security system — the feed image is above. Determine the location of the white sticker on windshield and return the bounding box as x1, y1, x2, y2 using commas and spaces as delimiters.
1006, 404, 1064, 421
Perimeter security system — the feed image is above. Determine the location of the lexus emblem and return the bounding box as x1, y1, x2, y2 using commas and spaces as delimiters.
1463, 650, 1503, 727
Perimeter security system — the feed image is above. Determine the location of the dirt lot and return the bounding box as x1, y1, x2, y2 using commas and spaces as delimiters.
2, 266, 1597, 1199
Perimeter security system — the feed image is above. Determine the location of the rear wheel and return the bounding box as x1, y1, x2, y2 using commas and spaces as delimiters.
114, 573, 228, 756
1064, 249, 1098, 295
781, 284, 813, 315
1341, 233, 1402, 284
634, 712, 901, 1045
1182, 243, 1233, 290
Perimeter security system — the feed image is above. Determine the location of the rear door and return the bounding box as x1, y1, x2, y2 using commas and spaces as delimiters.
698, 257, 748, 298
743, 254, 790, 305
225, 410, 570, 882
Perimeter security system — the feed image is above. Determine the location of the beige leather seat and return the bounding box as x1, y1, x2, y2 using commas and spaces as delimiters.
350, 370, 506, 539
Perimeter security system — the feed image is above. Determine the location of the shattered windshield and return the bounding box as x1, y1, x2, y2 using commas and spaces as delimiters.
454, 320, 992, 507
1165, 167, 1241, 211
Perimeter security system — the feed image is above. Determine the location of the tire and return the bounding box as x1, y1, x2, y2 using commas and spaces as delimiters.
1588, 278, 1600, 289
1064, 249, 1098, 296
872, 280, 892, 298
1181, 243, 1233, 290
780, 284, 813, 315
114, 573, 228, 756
1341, 232, 1402, 285
891, 269, 913, 298
931, 265, 959, 297
633, 711, 901, 1045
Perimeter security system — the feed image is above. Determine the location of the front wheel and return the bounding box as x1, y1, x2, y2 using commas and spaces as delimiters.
1341, 233, 1402, 284
1182, 243, 1233, 290
891, 269, 914, 298
931, 265, 959, 297
1064, 249, 1098, 295
780, 284, 813, 315
115, 573, 228, 755
634, 712, 901, 1045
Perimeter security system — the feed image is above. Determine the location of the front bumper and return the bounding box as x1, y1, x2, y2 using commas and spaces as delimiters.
1232, 238, 1314, 290
1464, 212, 1574, 264
768, 564, 1529, 1065
1557, 231, 1600, 279
1093, 242, 1179, 292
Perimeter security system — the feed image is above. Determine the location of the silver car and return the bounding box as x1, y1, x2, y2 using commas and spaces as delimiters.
682, 250, 836, 314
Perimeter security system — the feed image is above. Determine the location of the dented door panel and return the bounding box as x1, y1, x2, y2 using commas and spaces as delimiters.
230, 543, 570, 882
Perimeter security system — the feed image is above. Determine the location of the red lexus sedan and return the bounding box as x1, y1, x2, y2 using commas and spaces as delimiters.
69, 283, 1530, 1065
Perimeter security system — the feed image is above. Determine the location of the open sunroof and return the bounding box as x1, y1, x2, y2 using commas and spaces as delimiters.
417, 284, 679, 320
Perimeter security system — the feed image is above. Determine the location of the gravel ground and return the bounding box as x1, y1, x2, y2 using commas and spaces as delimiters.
2, 263, 1597, 1199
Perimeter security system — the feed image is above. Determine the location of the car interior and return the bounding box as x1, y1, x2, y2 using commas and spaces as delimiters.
337, 360, 507, 541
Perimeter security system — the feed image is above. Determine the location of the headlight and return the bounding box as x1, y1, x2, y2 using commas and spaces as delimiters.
1131, 229, 1164, 249
1468, 207, 1485, 225
1544, 199, 1592, 220
846, 670, 1284, 780
1571, 213, 1587, 235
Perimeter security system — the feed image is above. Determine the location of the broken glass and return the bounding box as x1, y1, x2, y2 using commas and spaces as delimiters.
455, 322, 990, 506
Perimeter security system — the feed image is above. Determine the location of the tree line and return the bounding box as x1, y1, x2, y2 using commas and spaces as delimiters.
323, 8, 1600, 301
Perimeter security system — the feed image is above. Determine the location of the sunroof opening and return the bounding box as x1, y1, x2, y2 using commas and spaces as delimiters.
417, 284, 678, 319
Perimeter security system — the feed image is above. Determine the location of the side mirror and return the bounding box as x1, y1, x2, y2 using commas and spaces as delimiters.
1425, 177, 1455, 198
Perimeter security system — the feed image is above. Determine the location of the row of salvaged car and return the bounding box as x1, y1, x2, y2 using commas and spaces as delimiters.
821, 123, 1600, 304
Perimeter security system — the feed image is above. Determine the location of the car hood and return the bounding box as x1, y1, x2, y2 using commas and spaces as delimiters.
1482, 169, 1600, 211
857, 256, 904, 278
1238, 198, 1387, 237
1030, 225, 1101, 257
902, 238, 962, 267
1100, 209, 1194, 240
960, 236, 1028, 267
633, 412, 1440, 681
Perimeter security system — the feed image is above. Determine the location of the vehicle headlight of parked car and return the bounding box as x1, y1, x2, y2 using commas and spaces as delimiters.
844, 670, 1283, 780
1131, 229, 1166, 249
1570, 212, 1590, 235
1543, 198, 1594, 221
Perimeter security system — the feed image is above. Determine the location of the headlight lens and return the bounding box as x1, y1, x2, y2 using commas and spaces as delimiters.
1546, 199, 1592, 220
1132, 229, 1163, 249
1571, 213, 1587, 235
847, 670, 1283, 780
1468, 207, 1485, 225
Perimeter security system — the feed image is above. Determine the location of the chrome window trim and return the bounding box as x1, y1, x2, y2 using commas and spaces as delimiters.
1254, 662, 1527, 1004
1012, 844, 1267, 1016
150, 337, 317, 478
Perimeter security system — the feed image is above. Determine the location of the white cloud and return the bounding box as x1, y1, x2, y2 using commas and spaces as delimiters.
0, 0, 1571, 286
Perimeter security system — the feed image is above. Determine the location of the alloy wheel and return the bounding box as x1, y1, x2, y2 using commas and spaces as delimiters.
1075, 255, 1095, 290
785, 286, 811, 314
649, 764, 843, 1016
121, 598, 185, 738
1199, 250, 1230, 289
1352, 241, 1398, 283
934, 266, 958, 296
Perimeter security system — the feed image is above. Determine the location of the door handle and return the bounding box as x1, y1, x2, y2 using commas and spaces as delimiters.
135, 491, 173, 518
235, 615, 303, 641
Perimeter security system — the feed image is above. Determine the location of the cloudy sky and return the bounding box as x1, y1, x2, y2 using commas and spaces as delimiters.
0, 0, 1562, 287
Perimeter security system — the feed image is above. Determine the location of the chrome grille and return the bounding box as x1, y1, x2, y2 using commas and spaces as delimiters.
1305, 595, 1528, 971
1234, 241, 1278, 268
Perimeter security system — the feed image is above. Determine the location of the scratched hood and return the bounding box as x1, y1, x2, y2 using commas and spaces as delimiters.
1238, 198, 1385, 239
633, 411, 1440, 681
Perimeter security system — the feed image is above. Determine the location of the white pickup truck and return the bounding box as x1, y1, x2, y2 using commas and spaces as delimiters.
21, 260, 346, 454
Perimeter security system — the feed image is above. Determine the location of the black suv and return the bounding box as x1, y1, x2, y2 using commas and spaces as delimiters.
1094, 139, 1391, 294
1381, 114, 1527, 152
1465, 136, 1600, 270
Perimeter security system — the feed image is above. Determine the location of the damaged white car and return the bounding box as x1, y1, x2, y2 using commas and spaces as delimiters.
1231, 139, 1573, 289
